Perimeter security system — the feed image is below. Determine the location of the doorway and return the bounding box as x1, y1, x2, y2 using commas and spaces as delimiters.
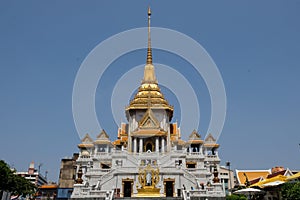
146, 143, 153, 152
164, 179, 174, 197
122, 179, 133, 197
144, 140, 154, 152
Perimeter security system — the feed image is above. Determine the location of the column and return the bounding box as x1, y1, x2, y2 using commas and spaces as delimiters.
161, 138, 165, 153
155, 137, 159, 153
139, 138, 143, 153
133, 137, 137, 153
200, 145, 203, 155
106, 144, 109, 153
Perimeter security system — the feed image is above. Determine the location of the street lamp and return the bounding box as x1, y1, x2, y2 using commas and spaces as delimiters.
226, 161, 232, 195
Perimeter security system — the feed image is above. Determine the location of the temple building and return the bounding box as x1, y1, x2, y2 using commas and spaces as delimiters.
71, 8, 225, 199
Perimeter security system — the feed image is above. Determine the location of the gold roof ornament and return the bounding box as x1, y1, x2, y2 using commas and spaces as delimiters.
126, 7, 173, 115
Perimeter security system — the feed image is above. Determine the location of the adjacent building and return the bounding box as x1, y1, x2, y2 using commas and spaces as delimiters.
57, 154, 79, 199
218, 166, 234, 194
15, 161, 47, 187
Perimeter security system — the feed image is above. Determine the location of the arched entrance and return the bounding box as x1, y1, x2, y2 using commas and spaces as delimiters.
144, 140, 154, 152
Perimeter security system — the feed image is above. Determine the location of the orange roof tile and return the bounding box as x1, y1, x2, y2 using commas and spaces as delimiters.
120, 136, 128, 142
113, 139, 122, 145
39, 184, 58, 189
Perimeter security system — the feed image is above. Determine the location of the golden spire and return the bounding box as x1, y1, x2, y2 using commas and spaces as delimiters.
142, 7, 157, 84
125, 7, 173, 117
147, 6, 152, 64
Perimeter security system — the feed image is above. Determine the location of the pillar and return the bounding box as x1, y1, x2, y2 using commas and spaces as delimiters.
200, 145, 203, 155
155, 137, 159, 153
133, 137, 137, 153
139, 138, 143, 153
161, 138, 165, 153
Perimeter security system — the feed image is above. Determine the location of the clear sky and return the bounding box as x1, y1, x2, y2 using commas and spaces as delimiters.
0, 1, 299, 182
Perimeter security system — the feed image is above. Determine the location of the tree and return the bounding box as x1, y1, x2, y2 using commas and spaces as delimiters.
281, 182, 300, 200
226, 194, 247, 200
0, 160, 36, 197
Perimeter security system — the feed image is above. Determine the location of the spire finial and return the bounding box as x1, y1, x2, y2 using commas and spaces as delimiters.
147, 6, 152, 64
142, 7, 157, 83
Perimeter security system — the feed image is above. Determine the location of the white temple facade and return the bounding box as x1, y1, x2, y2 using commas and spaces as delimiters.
71, 8, 225, 200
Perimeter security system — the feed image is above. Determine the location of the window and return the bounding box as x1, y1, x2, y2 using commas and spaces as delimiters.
186, 162, 196, 168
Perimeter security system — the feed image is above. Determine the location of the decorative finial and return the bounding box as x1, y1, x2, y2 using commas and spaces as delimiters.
142, 7, 157, 84
147, 6, 152, 64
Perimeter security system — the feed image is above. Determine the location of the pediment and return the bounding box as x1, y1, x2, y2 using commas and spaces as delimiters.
139, 109, 159, 129
189, 130, 201, 140
81, 133, 94, 143
97, 130, 109, 140
205, 133, 216, 143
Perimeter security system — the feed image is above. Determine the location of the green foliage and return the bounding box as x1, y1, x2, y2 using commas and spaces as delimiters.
226, 194, 247, 200
0, 160, 36, 197
281, 182, 300, 200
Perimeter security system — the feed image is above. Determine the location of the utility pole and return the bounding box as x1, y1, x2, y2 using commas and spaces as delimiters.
226, 161, 232, 195
45, 170, 48, 180
38, 163, 43, 173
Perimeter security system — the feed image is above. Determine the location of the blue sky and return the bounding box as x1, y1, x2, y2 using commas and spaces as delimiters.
0, 1, 299, 182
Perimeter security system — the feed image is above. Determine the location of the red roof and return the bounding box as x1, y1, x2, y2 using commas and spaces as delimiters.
267, 170, 286, 179
249, 177, 262, 185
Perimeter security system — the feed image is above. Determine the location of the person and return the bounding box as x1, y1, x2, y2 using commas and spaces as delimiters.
200, 183, 204, 190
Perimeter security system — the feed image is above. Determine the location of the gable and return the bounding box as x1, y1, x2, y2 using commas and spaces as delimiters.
97, 130, 109, 139
189, 130, 201, 140
143, 117, 157, 128
139, 109, 159, 129
81, 133, 94, 144
205, 133, 216, 143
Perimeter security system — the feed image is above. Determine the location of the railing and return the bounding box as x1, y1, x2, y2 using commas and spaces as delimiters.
95, 152, 111, 156
182, 189, 188, 200
173, 149, 186, 154
178, 169, 196, 186
188, 189, 225, 197
190, 152, 202, 155
126, 154, 138, 166
100, 169, 116, 186
108, 189, 114, 200
159, 154, 172, 167
206, 155, 217, 158
85, 168, 111, 176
